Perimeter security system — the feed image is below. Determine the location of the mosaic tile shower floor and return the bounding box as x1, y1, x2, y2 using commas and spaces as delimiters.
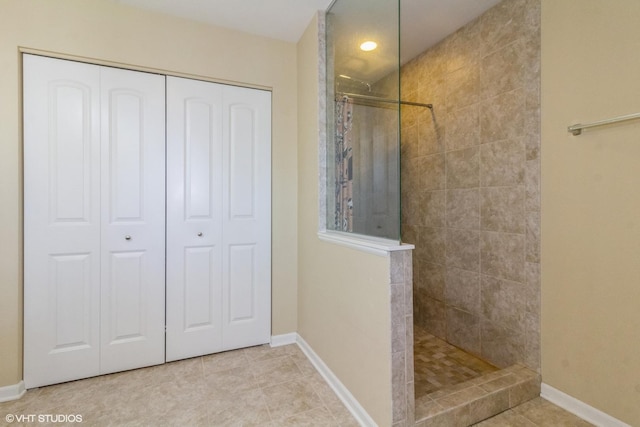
414, 326, 499, 399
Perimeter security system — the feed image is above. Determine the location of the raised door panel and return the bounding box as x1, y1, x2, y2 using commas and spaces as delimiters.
99, 67, 166, 374
166, 77, 223, 361
229, 105, 256, 219
23, 54, 101, 388
107, 251, 147, 342
48, 254, 94, 350
49, 84, 94, 223
228, 244, 256, 322
109, 91, 144, 222
183, 246, 218, 329
221, 86, 271, 350
185, 99, 217, 219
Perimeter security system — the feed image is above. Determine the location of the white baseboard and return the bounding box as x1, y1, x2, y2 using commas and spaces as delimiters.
0, 381, 26, 403
296, 334, 376, 427
270, 333, 297, 347
541, 383, 632, 427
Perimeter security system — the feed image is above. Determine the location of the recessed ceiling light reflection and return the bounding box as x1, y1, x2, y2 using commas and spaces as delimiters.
360, 41, 377, 51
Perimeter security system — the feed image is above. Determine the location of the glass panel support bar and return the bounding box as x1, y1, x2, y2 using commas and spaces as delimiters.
337, 92, 432, 109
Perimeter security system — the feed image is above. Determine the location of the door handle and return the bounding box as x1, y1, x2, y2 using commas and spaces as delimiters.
197, 232, 203, 237
125, 235, 132, 241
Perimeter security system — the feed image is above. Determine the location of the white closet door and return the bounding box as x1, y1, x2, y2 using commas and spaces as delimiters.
23, 55, 102, 388
166, 77, 224, 361
221, 85, 271, 350
99, 67, 166, 374
166, 78, 271, 359
24, 55, 166, 387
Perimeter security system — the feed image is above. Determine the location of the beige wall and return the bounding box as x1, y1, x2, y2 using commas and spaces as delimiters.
541, 1, 640, 424
297, 15, 393, 425
0, 0, 298, 387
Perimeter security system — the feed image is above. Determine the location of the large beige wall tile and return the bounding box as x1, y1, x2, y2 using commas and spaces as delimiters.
480, 89, 526, 143
446, 105, 481, 152
401, 124, 420, 160
446, 229, 481, 272
446, 307, 481, 355
416, 227, 446, 265
480, 138, 526, 187
480, 39, 527, 99
480, 232, 525, 283
417, 191, 446, 228
523, 312, 541, 372
420, 154, 447, 190
525, 211, 540, 263
445, 268, 481, 315
524, 263, 541, 316
480, 320, 525, 368
445, 66, 480, 112
416, 261, 445, 301
445, 19, 482, 74
480, 186, 525, 234
480, 0, 527, 55
524, 159, 540, 212
446, 189, 480, 230
446, 147, 480, 189
420, 297, 446, 339
481, 275, 526, 329
417, 117, 446, 157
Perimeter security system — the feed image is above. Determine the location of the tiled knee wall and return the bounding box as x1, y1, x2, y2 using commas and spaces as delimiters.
390, 250, 415, 426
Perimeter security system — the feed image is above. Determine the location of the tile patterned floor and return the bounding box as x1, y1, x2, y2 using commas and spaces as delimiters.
414, 326, 499, 399
0, 340, 597, 427
477, 397, 594, 426
0, 344, 358, 426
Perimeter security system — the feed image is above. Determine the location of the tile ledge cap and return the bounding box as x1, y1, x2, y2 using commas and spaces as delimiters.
318, 230, 414, 256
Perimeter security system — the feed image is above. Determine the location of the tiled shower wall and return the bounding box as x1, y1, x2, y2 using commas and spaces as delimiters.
400, 0, 541, 371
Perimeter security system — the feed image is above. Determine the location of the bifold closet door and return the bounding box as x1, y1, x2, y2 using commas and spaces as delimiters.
99, 66, 166, 375
23, 55, 166, 388
166, 77, 223, 361
166, 77, 271, 361
24, 55, 101, 388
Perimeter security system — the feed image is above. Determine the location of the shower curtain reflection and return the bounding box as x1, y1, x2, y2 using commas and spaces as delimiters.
331, 96, 400, 239
334, 96, 353, 232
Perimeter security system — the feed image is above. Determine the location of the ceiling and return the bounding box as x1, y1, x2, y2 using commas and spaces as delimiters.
116, 0, 501, 81
400, 0, 502, 63
116, 0, 333, 43
329, 0, 501, 85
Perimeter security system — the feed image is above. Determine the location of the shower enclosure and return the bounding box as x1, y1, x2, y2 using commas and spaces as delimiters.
325, 0, 402, 240
325, 1, 434, 241
326, 0, 542, 424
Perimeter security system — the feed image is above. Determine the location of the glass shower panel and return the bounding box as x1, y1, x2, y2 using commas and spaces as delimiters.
326, 0, 400, 241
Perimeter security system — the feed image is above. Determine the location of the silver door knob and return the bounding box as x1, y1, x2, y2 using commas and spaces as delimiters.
125, 235, 132, 241
197, 232, 203, 237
